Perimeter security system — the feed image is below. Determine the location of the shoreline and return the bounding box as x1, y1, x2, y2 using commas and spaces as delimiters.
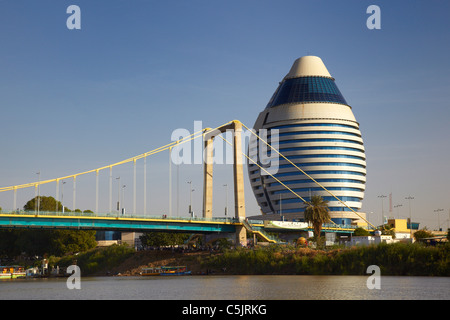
10, 243, 449, 278
98, 243, 450, 277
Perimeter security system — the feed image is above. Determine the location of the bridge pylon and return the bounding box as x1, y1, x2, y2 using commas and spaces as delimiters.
202, 120, 247, 246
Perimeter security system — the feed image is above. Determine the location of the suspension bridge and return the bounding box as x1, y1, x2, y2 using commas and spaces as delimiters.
0, 120, 375, 245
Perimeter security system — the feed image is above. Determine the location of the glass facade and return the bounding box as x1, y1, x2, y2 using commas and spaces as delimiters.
249, 57, 366, 223
266, 76, 348, 108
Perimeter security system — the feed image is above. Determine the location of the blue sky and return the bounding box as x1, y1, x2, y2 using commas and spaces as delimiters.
0, 0, 449, 229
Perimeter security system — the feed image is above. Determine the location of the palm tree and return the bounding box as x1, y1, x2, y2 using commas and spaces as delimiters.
303, 195, 331, 240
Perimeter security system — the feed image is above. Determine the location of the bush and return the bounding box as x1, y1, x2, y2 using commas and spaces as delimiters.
200, 243, 450, 276
51, 244, 135, 275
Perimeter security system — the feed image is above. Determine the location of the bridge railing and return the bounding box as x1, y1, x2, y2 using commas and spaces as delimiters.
0, 210, 241, 224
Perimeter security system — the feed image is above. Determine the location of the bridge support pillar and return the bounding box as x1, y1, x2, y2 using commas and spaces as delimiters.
202, 120, 247, 246
232, 121, 246, 221
203, 137, 214, 219
235, 225, 247, 247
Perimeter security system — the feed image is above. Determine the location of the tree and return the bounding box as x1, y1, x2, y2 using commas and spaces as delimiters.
353, 227, 371, 236
414, 229, 434, 240
140, 232, 189, 247
24, 196, 63, 212
0, 196, 98, 257
50, 230, 97, 256
303, 195, 331, 240
380, 224, 396, 239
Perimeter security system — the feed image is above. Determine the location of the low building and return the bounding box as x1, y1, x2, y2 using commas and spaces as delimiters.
348, 234, 395, 246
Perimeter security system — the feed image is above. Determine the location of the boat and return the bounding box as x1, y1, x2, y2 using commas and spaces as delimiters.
0, 266, 26, 279
160, 266, 191, 276
141, 266, 191, 276
141, 266, 163, 276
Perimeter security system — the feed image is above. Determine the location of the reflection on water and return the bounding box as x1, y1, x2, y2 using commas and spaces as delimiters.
0, 275, 448, 300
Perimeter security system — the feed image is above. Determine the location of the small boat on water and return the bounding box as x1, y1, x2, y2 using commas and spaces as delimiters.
141, 266, 191, 276
0, 266, 26, 279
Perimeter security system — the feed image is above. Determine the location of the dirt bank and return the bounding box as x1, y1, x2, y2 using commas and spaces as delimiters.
107, 250, 216, 276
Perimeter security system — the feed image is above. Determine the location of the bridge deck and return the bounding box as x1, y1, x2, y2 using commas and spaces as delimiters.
0, 211, 364, 235
0, 212, 238, 233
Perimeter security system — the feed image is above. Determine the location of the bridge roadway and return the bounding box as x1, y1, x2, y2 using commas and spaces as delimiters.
0, 211, 359, 243
0, 211, 239, 233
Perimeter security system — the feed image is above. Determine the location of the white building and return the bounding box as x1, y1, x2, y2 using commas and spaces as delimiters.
249, 56, 366, 224
349, 235, 395, 246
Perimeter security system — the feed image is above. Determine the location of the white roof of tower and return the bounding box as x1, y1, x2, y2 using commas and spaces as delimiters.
284, 56, 332, 79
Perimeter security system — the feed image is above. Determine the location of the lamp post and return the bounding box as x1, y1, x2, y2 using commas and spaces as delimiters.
61, 180, 66, 213
187, 181, 194, 218
223, 184, 228, 217
116, 177, 120, 216
434, 209, 443, 231
378, 195, 387, 226
405, 196, 414, 239
394, 204, 402, 219
36, 171, 41, 215
121, 184, 126, 215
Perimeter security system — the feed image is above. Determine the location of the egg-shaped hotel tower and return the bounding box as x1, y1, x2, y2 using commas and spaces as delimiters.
248, 56, 366, 225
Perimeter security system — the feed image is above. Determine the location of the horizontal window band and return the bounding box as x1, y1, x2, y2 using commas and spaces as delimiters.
279, 138, 363, 145
279, 146, 365, 153
276, 196, 362, 204
269, 207, 361, 214
274, 170, 366, 177
269, 123, 359, 130
278, 130, 361, 137
272, 187, 364, 194
268, 179, 365, 186
278, 162, 366, 169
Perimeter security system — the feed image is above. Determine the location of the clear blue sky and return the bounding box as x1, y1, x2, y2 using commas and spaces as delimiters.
1, 0, 449, 229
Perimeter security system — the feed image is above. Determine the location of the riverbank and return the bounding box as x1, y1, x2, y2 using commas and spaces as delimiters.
42, 242, 449, 277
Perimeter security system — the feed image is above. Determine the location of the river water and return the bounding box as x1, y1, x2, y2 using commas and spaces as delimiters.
0, 275, 448, 300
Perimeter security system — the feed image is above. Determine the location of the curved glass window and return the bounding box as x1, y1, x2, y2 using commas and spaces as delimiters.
270, 123, 359, 130
279, 138, 363, 145
287, 154, 365, 161
274, 207, 360, 214
266, 76, 348, 108
273, 187, 365, 194
274, 170, 365, 177
278, 162, 366, 169
269, 178, 365, 186
277, 196, 362, 205
280, 146, 365, 153
248, 154, 366, 166
279, 131, 361, 137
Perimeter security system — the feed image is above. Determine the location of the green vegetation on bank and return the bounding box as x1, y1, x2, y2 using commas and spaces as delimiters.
49, 244, 135, 275
0, 229, 97, 257
199, 243, 450, 276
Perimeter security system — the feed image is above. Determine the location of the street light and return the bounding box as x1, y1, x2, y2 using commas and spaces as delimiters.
434, 209, 443, 231
405, 196, 414, 239
223, 184, 228, 216
116, 177, 121, 215
378, 195, 387, 226
121, 184, 126, 215
394, 204, 403, 219
36, 171, 41, 215
187, 181, 194, 218
61, 180, 66, 213
368, 212, 374, 230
